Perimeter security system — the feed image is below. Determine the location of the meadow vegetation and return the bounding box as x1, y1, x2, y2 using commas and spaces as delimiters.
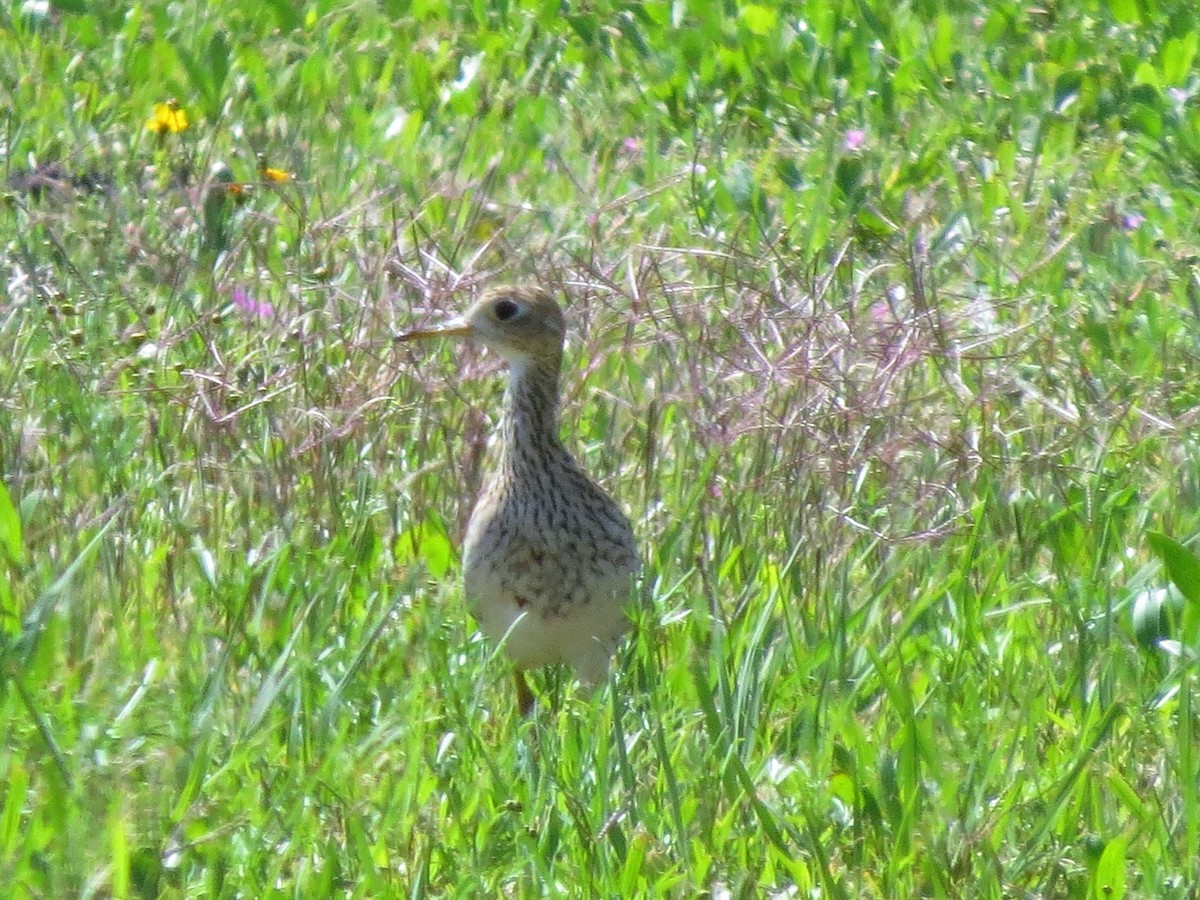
3, 0, 1200, 896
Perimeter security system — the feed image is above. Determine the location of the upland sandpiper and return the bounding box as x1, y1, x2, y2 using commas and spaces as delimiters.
400, 285, 639, 715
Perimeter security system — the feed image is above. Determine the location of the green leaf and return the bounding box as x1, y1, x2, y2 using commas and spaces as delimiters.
354, 521, 381, 574
1146, 532, 1200, 606
1128, 100, 1163, 137
1054, 71, 1083, 113
394, 522, 453, 580
566, 14, 599, 47
739, 4, 777, 37
1161, 33, 1198, 86
206, 30, 231, 96
1133, 60, 1160, 88
261, 0, 300, 30
1110, 0, 1140, 23
1093, 836, 1126, 900
1131, 586, 1183, 649
172, 41, 213, 111
0, 481, 23, 566
834, 157, 864, 202
931, 14, 954, 72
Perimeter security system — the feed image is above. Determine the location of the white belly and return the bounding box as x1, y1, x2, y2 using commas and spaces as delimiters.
465, 556, 633, 683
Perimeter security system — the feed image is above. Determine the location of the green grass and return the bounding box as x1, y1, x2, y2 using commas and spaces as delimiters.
3, 0, 1200, 896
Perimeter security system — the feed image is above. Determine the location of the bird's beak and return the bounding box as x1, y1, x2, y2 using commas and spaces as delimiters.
396, 315, 472, 342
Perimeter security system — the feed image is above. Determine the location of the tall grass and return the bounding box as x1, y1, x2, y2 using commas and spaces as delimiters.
3, 0, 1200, 896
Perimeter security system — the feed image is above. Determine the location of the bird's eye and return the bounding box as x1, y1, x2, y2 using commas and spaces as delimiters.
494, 299, 521, 321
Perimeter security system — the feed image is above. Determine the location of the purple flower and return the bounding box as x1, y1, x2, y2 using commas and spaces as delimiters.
622, 137, 642, 154
843, 129, 866, 152
232, 286, 274, 319
1121, 212, 1145, 231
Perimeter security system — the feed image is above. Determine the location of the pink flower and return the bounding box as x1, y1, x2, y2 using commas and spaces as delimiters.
843, 129, 866, 152
232, 286, 274, 319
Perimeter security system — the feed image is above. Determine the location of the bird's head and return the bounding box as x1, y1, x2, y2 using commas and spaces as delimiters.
398, 285, 566, 367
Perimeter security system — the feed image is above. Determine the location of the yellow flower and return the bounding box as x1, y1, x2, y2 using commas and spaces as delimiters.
257, 153, 292, 183
146, 99, 188, 134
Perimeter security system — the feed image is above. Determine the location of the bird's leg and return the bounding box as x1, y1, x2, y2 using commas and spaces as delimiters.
515, 668, 535, 716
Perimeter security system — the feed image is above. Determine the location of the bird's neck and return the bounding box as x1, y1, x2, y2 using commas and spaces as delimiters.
498, 354, 566, 469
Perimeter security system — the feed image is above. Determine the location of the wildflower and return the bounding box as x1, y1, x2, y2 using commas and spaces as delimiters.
231, 286, 274, 319
261, 165, 292, 183
257, 154, 292, 183
225, 182, 251, 204
146, 99, 188, 134
843, 129, 866, 152
1121, 212, 1145, 231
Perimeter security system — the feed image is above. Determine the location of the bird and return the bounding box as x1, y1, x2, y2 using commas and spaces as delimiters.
399, 285, 640, 715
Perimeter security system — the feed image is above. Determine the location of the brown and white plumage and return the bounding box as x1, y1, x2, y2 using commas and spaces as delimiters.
400, 285, 639, 714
